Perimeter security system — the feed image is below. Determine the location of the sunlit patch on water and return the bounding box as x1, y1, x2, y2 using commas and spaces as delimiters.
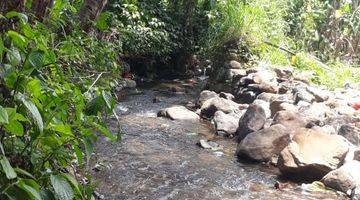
135, 111, 157, 118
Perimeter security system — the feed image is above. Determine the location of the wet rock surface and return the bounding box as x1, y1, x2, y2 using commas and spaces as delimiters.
92, 81, 343, 200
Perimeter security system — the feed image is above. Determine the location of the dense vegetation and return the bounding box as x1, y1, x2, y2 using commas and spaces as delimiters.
0, 0, 359, 199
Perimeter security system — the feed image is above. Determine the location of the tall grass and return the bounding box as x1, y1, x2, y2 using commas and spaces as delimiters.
204, 0, 291, 65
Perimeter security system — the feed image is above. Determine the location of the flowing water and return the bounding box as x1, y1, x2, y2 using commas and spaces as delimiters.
91, 81, 346, 200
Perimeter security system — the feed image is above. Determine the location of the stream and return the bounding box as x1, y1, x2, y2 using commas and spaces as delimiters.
91, 80, 345, 200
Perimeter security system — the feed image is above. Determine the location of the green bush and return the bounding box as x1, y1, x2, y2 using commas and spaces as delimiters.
0, 10, 119, 200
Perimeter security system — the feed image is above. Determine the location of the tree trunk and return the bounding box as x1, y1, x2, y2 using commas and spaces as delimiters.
0, 0, 26, 13
79, 0, 108, 29
31, 0, 54, 22
175, 0, 197, 75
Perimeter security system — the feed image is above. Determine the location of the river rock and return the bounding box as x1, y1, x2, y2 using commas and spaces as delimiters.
306, 86, 330, 102
158, 106, 200, 121
274, 67, 293, 79
247, 83, 279, 94
237, 104, 266, 141
257, 92, 276, 102
299, 102, 333, 122
269, 94, 294, 117
253, 99, 271, 119
228, 69, 246, 80
200, 97, 242, 118
338, 124, 360, 146
213, 111, 240, 137
294, 87, 316, 104
237, 124, 290, 162
229, 60, 242, 69
354, 149, 360, 161
322, 160, 360, 194
219, 92, 235, 101
271, 111, 307, 132
198, 90, 218, 107
278, 128, 350, 179
251, 71, 277, 85
351, 188, 360, 200
311, 125, 336, 135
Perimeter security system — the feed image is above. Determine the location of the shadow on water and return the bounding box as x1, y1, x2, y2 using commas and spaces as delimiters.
91, 80, 346, 200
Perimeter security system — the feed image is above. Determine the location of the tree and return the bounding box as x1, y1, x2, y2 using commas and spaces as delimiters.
31, 0, 54, 21
79, 0, 108, 29
0, 0, 26, 14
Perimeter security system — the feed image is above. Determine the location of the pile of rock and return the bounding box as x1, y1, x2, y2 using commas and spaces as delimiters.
157, 61, 360, 197
201, 62, 360, 197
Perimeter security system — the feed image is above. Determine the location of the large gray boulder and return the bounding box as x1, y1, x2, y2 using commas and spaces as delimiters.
198, 90, 218, 107
322, 160, 360, 195
278, 128, 350, 180
158, 106, 200, 121
237, 124, 290, 162
213, 111, 241, 137
200, 97, 243, 118
338, 124, 360, 146
271, 111, 307, 132
237, 104, 266, 141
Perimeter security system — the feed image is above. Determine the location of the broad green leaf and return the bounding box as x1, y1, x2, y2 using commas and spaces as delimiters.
27, 79, 42, 98
96, 12, 111, 31
50, 174, 74, 200
0, 105, 9, 124
91, 122, 117, 141
14, 168, 35, 179
16, 93, 43, 133
5, 108, 16, 121
21, 23, 35, 39
17, 179, 42, 200
0, 141, 4, 155
15, 113, 28, 122
5, 120, 24, 136
0, 156, 17, 179
6, 48, 21, 66
51, 124, 73, 136
4, 71, 18, 89
40, 189, 56, 200
62, 174, 81, 196
5, 11, 28, 24
25, 50, 45, 69
102, 91, 115, 111
6, 108, 28, 122
7, 31, 27, 48
83, 137, 94, 163
73, 145, 84, 166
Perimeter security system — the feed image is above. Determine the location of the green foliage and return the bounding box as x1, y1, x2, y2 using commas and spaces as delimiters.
0, 11, 119, 200
293, 52, 360, 89
204, 0, 291, 62
287, 0, 360, 64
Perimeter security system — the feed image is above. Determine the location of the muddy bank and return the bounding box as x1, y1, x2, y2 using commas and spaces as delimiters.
91, 82, 343, 200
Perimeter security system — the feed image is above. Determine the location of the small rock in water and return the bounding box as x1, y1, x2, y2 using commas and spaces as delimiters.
213, 151, 224, 157
199, 139, 212, 149
94, 191, 105, 200
198, 139, 223, 151
152, 96, 162, 103
301, 181, 327, 193
274, 181, 291, 190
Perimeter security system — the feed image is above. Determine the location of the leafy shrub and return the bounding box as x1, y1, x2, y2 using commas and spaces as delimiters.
0, 11, 119, 199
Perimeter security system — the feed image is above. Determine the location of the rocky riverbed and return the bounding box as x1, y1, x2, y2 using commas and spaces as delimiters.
91, 73, 350, 199
157, 62, 360, 199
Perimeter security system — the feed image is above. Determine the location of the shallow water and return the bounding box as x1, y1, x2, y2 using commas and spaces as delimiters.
92, 82, 345, 200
